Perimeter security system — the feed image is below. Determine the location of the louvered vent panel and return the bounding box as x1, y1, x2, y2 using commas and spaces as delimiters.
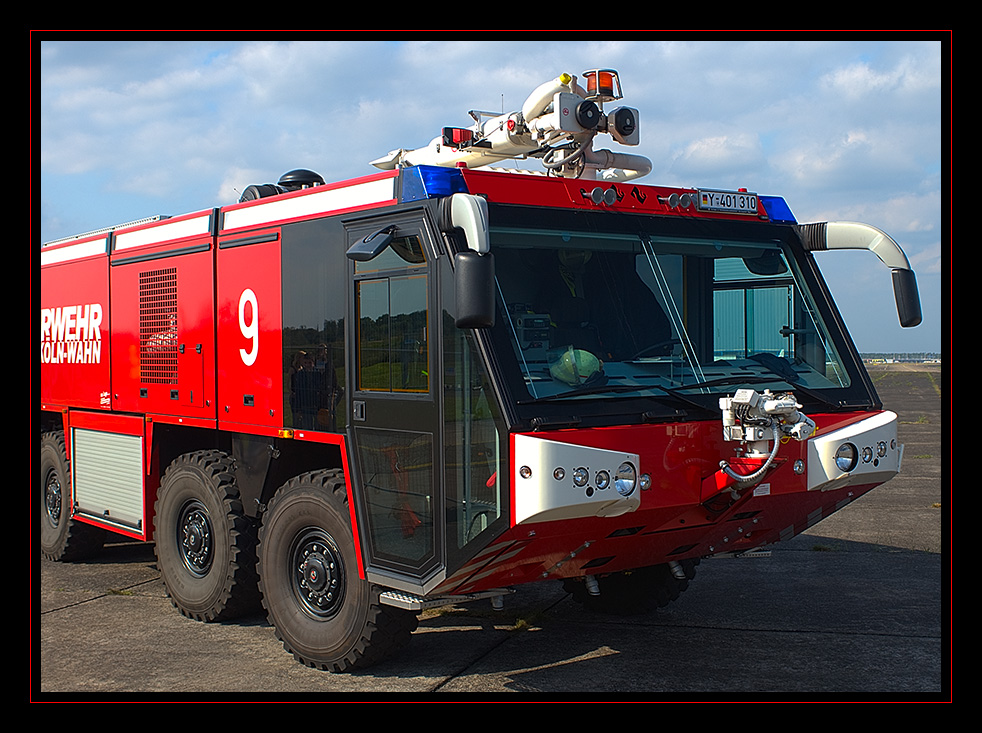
139, 267, 178, 384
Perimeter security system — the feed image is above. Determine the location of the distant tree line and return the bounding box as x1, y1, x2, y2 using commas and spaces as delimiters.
861, 352, 942, 362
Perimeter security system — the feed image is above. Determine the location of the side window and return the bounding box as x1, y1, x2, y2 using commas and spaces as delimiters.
713, 255, 793, 360
444, 328, 503, 551
355, 236, 430, 393
711, 251, 850, 386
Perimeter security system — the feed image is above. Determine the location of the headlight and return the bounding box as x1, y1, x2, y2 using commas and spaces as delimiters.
834, 443, 858, 473
614, 462, 637, 496
572, 467, 589, 487
595, 470, 610, 490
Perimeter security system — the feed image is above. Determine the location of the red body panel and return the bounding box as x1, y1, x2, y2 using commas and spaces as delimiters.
459, 169, 766, 220
109, 219, 217, 419
39, 235, 112, 411
216, 229, 284, 431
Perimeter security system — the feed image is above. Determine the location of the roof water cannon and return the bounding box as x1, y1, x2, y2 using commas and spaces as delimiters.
708, 389, 816, 495
370, 69, 652, 182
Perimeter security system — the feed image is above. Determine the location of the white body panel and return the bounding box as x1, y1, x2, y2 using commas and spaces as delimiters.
807, 410, 902, 491
513, 434, 641, 524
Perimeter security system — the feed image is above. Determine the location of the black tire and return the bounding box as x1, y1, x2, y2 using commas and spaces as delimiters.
258, 470, 418, 672
154, 451, 260, 622
39, 431, 106, 561
563, 559, 699, 614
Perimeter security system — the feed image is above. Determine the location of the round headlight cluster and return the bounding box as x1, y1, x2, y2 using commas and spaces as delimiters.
552, 461, 641, 497
614, 462, 637, 497
835, 438, 893, 473
834, 443, 858, 472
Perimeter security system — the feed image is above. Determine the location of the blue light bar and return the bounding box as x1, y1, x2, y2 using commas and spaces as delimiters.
400, 165, 469, 202
760, 195, 796, 223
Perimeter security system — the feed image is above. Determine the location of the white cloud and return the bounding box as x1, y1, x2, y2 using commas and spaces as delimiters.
36, 37, 945, 351
669, 133, 765, 181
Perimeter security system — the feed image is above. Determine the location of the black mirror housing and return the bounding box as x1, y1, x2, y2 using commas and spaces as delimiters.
454, 251, 495, 328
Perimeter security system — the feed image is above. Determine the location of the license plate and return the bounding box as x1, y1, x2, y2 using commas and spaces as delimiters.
697, 189, 759, 215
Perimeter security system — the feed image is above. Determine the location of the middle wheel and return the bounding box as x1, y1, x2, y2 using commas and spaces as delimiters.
154, 450, 260, 622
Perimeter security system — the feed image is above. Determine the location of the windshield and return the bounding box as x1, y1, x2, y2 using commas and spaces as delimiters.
489, 216, 853, 408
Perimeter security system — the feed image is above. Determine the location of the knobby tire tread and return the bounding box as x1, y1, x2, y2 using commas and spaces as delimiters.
155, 450, 260, 623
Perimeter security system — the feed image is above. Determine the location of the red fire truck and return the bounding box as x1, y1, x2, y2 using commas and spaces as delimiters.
39, 69, 922, 672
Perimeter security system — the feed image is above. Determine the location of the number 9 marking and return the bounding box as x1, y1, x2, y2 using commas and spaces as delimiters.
238, 288, 258, 366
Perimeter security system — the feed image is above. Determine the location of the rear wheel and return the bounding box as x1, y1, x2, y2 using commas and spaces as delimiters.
563, 559, 699, 614
258, 470, 417, 672
154, 451, 260, 622
39, 431, 105, 561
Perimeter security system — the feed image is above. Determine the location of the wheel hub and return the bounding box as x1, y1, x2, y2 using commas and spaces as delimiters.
178, 501, 213, 577
44, 471, 63, 528
292, 530, 345, 619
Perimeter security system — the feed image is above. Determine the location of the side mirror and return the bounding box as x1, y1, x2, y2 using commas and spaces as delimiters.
892, 267, 922, 328
346, 224, 395, 261
454, 251, 495, 328
440, 193, 489, 253
797, 221, 922, 328
439, 193, 494, 327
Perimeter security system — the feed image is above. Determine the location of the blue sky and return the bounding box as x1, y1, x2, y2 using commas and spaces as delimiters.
35, 36, 946, 353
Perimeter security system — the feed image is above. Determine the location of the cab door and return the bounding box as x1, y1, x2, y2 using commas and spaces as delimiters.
345, 214, 443, 590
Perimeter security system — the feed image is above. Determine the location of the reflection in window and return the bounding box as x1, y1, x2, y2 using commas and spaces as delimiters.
354, 235, 426, 274
355, 235, 429, 394
712, 255, 849, 386
491, 223, 852, 399
357, 274, 429, 392
281, 220, 347, 431
356, 427, 434, 569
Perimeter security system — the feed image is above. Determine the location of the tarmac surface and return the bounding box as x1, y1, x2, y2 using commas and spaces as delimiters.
33, 364, 948, 700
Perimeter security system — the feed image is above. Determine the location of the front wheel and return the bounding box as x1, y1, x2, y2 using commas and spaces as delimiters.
258, 470, 417, 672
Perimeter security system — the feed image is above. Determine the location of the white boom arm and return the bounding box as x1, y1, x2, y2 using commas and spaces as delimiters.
371, 69, 652, 182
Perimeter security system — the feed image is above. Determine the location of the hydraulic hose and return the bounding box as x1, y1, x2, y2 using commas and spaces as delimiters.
718, 424, 781, 485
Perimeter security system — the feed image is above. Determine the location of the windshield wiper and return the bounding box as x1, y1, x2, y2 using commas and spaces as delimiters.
671, 371, 845, 411
518, 381, 718, 415
519, 366, 848, 414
